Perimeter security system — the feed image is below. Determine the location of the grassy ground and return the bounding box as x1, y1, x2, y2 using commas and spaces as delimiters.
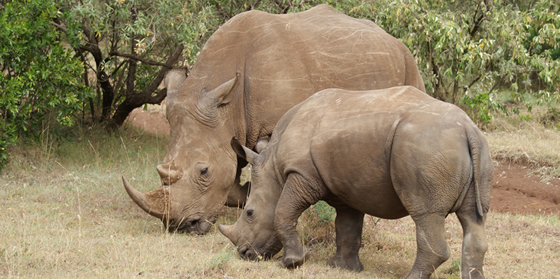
1, 119, 559, 278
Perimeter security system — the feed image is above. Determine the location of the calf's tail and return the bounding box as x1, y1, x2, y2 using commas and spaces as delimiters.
466, 126, 485, 222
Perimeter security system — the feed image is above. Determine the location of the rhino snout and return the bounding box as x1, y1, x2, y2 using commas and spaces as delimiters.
238, 246, 262, 261
238, 246, 274, 261
164, 218, 213, 234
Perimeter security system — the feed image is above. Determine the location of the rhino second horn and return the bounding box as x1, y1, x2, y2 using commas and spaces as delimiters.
157, 162, 182, 185
122, 176, 166, 219
218, 224, 237, 245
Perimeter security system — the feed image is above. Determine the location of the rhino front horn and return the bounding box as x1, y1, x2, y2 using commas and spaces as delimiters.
218, 224, 237, 245
122, 176, 166, 219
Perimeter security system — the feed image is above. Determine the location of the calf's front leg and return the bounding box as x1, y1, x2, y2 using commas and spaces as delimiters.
274, 174, 324, 269
327, 204, 365, 271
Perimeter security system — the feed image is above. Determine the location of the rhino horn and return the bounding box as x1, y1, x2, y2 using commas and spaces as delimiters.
218, 224, 237, 245
156, 161, 182, 185
122, 176, 167, 219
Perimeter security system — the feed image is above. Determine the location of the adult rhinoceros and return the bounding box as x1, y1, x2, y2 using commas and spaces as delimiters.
220, 86, 493, 279
122, 4, 426, 234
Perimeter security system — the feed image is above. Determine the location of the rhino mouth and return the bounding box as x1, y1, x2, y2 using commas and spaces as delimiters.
164, 218, 215, 234
238, 246, 277, 261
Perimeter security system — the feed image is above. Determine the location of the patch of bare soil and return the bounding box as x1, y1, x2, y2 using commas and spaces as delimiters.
126, 107, 170, 135
127, 108, 560, 216
492, 161, 560, 216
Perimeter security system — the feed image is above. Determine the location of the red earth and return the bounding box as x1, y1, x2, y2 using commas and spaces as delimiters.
126, 108, 560, 217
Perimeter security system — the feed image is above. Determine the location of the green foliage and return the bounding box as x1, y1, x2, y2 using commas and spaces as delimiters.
541, 106, 560, 128
306, 200, 336, 224
446, 258, 462, 276
208, 246, 236, 270
344, 0, 560, 123
0, 0, 91, 169
459, 92, 508, 125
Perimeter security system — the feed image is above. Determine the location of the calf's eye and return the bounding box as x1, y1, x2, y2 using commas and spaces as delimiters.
201, 168, 208, 175
247, 209, 254, 217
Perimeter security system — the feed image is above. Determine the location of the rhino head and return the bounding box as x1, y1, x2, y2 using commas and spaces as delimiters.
219, 138, 284, 260
123, 69, 244, 234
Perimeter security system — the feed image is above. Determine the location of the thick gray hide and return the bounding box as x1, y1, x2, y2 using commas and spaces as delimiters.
222, 86, 493, 279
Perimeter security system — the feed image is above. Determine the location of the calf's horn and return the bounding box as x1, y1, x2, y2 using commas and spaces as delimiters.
122, 176, 166, 219
218, 224, 237, 245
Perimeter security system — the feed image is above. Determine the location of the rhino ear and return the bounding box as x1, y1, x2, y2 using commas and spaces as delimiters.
204, 73, 240, 107
231, 137, 259, 165
255, 137, 269, 153
164, 68, 188, 97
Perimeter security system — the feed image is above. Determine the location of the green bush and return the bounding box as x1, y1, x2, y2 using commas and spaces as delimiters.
307, 201, 336, 224
344, 0, 560, 123
0, 0, 91, 169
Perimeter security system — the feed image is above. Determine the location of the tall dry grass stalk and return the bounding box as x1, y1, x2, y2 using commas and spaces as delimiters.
0, 122, 559, 278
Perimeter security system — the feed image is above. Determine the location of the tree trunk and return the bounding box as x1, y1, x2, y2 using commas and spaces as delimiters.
109, 44, 184, 128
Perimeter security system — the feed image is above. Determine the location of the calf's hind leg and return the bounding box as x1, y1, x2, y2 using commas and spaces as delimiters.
456, 208, 488, 279
406, 214, 451, 279
327, 204, 365, 271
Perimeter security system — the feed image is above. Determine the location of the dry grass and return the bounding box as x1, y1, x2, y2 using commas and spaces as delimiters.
486, 118, 560, 180
1, 121, 559, 278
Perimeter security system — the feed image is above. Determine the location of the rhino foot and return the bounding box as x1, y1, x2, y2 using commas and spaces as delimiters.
280, 249, 309, 269
327, 255, 364, 272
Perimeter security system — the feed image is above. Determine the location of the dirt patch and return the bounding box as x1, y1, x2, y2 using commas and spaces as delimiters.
126, 107, 170, 135
492, 161, 560, 216
126, 108, 560, 217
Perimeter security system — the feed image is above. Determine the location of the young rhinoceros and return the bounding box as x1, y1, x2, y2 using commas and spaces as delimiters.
219, 86, 493, 279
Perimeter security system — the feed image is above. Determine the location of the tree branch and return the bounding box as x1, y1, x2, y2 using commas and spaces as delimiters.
274, 0, 290, 14
247, 0, 262, 11
50, 20, 66, 33
214, 2, 231, 20
138, 44, 185, 102
109, 51, 174, 68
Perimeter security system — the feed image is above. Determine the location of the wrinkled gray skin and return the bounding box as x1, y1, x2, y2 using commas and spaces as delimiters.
122, 4, 426, 234
220, 86, 493, 279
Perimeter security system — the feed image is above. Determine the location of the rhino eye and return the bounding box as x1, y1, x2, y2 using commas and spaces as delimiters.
246, 209, 254, 217
200, 167, 208, 175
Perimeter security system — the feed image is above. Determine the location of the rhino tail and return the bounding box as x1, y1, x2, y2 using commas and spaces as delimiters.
465, 126, 485, 222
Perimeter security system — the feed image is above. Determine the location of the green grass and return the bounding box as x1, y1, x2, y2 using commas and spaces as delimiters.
1, 119, 559, 278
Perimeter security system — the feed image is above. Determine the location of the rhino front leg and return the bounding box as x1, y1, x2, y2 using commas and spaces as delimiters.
274, 174, 324, 269
406, 214, 450, 279
327, 204, 365, 271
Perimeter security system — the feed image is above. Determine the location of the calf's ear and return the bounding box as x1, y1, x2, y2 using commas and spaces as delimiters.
255, 137, 269, 153
231, 137, 259, 165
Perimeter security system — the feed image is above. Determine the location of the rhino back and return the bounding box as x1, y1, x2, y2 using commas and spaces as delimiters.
183, 5, 424, 148
273, 87, 474, 218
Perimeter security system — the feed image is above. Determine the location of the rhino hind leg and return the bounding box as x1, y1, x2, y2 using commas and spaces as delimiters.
406, 214, 451, 279
456, 205, 488, 279
326, 205, 365, 271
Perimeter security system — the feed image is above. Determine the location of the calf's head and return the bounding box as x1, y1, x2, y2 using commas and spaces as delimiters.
123, 69, 242, 234
219, 138, 283, 260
